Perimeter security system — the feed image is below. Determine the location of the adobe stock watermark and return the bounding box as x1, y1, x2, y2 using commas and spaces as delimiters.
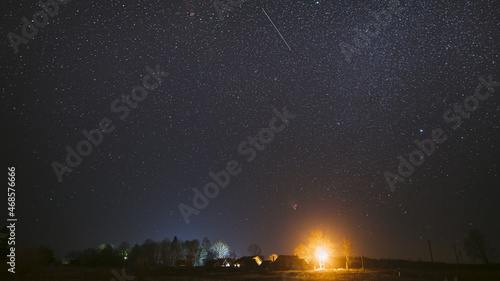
384, 74, 499, 192
51, 64, 169, 183
110, 267, 135, 281
212, 0, 248, 20
7, 0, 72, 53
339, 0, 407, 63
179, 106, 296, 224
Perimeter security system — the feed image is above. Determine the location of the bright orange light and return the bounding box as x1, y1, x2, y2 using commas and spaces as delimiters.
315, 247, 328, 269
316, 247, 328, 261
294, 230, 334, 270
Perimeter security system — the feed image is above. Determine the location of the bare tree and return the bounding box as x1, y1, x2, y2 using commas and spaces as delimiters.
183, 239, 200, 266
343, 238, 352, 270
210, 240, 230, 258
248, 243, 262, 256
141, 239, 161, 266
294, 231, 334, 269
464, 229, 496, 264
294, 243, 311, 263
229, 250, 237, 259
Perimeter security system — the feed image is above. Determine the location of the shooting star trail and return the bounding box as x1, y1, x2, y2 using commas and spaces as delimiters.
262, 8, 292, 51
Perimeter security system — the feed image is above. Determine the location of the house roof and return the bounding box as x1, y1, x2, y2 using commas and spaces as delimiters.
272, 255, 311, 270
235, 256, 262, 266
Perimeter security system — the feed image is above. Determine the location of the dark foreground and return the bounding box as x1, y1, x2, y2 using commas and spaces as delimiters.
2, 266, 500, 281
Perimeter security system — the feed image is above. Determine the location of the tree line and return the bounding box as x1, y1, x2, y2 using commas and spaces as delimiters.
0, 226, 496, 270
63, 237, 238, 268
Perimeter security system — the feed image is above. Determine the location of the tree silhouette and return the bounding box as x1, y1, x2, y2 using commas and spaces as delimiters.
294, 243, 310, 263
170, 236, 182, 266
100, 244, 117, 266
294, 231, 334, 268
343, 238, 352, 270
128, 244, 140, 266
17, 245, 55, 274
140, 239, 161, 267
464, 229, 496, 264
117, 241, 131, 260
160, 238, 171, 265
183, 239, 200, 265
81, 247, 99, 266
198, 237, 211, 265
248, 243, 262, 256
229, 250, 237, 259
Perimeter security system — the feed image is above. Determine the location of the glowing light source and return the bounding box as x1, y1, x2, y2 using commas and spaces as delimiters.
294, 231, 334, 270
315, 247, 328, 270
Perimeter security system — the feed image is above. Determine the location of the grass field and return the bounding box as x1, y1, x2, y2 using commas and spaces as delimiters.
2, 266, 500, 281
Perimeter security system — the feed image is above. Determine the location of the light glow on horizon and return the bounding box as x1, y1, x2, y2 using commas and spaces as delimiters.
315, 246, 328, 270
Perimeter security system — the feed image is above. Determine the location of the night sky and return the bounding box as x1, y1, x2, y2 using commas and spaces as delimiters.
1, 0, 499, 263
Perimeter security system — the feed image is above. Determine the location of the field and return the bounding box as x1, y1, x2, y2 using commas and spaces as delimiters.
2, 266, 500, 281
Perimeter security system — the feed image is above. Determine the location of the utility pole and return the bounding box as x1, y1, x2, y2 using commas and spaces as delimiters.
361, 255, 364, 270
428, 240, 434, 262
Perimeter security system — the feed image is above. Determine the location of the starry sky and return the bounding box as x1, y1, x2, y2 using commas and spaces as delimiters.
1, 0, 499, 263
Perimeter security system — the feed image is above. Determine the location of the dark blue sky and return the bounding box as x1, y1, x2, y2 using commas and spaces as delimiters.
1, 0, 499, 263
